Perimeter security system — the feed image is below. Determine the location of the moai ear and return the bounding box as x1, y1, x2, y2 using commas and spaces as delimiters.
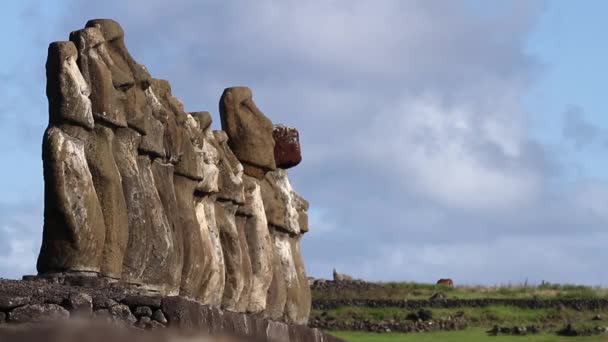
46, 41, 94, 129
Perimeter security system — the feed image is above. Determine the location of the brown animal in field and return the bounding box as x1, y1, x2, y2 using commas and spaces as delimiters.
436, 278, 454, 287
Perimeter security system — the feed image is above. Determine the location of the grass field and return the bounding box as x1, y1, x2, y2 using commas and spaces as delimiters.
313, 281, 608, 301
312, 305, 608, 328
329, 328, 608, 342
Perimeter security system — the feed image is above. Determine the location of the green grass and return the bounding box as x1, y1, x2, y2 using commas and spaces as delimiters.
329, 328, 608, 342
312, 305, 608, 330
313, 281, 608, 300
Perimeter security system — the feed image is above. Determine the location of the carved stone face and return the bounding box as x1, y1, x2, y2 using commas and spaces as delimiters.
69, 27, 127, 127
46, 41, 93, 129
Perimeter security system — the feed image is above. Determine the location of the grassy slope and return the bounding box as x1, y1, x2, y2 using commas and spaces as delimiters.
313, 305, 608, 327
314, 282, 608, 340
313, 282, 607, 300
330, 329, 608, 342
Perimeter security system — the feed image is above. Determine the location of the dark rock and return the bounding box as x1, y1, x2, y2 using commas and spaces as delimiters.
92, 297, 117, 310
0, 312, 5, 323
148, 320, 165, 330
93, 309, 111, 322
160, 296, 207, 332
136, 315, 151, 329
122, 295, 161, 309
0, 295, 30, 310
9, 304, 70, 323
109, 304, 136, 324
68, 292, 93, 315
273, 124, 302, 169
152, 309, 167, 324
134, 306, 152, 318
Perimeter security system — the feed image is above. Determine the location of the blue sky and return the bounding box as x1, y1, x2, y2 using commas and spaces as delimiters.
1, 0, 608, 285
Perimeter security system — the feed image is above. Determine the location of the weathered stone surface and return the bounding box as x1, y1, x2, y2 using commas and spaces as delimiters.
235, 214, 253, 313
196, 129, 221, 194
274, 231, 300, 324
70, 27, 127, 128
190, 111, 212, 131
220, 87, 276, 173
242, 176, 273, 313
109, 303, 136, 324
9, 304, 70, 323
160, 296, 208, 331
152, 309, 167, 324
290, 236, 311, 325
196, 196, 225, 306
46, 41, 94, 129
261, 169, 301, 235
294, 192, 310, 234
68, 292, 93, 315
214, 131, 245, 204
38, 126, 106, 274
148, 79, 183, 163
113, 127, 149, 285
0, 296, 30, 310
85, 19, 152, 134
122, 295, 161, 309
134, 306, 152, 318
266, 320, 290, 341
174, 114, 205, 180
151, 160, 183, 295
137, 155, 175, 292
85, 124, 129, 279
175, 175, 210, 299
215, 201, 244, 311
85, 19, 151, 86
273, 124, 302, 169
138, 114, 165, 158
264, 230, 287, 320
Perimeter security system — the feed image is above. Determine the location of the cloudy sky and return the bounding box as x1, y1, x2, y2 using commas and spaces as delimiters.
2, 0, 608, 285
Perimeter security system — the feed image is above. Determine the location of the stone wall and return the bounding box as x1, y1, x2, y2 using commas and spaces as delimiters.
312, 298, 608, 311
0, 280, 343, 342
35, 19, 310, 325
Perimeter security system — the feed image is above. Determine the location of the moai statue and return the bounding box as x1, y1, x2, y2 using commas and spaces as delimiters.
219, 87, 276, 179
187, 112, 226, 306
37, 41, 107, 275
241, 175, 274, 313
213, 130, 249, 311
37, 20, 313, 321
261, 123, 311, 324
261, 170, 311, 324
69, 27, 130, 280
